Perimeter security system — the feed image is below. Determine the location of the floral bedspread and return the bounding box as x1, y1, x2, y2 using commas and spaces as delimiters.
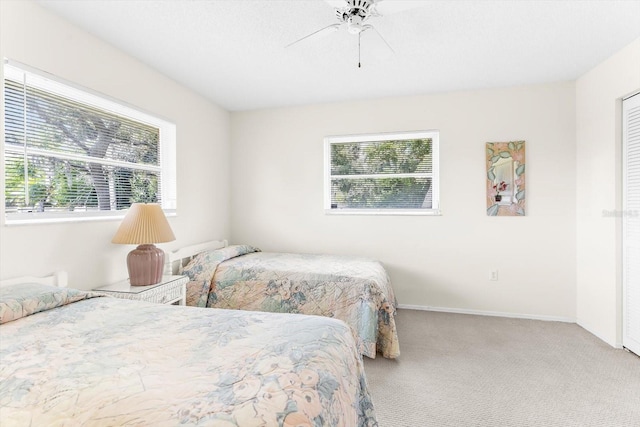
0, 283, 377, 426
181, 245, 400, 359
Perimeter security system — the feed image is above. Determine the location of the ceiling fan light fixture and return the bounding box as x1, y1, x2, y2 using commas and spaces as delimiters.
347, 15, 365, 33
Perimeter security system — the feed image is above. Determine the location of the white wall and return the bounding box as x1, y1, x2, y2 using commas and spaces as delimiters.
230, 82, 577, 320
8, 1, 634, 338
576, 38, 640, 346
0, 1, 230, 289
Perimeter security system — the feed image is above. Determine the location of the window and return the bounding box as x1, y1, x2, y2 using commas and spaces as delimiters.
324, 130, 440, 215
3, 60, 176, 224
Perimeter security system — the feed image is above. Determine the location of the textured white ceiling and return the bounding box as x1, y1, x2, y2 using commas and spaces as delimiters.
36, 0, 640, 111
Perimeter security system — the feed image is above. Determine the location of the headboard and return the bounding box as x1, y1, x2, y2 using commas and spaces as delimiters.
165, 239, 228, 275
0, 271, 68, 288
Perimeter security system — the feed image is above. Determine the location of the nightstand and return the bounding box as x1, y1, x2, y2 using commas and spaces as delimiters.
94, 275, 189, 305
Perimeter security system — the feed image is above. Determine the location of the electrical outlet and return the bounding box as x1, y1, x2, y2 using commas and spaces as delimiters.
490, 270, 499, 281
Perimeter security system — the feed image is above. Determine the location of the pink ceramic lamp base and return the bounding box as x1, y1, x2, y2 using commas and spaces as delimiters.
127, 244, 165, 286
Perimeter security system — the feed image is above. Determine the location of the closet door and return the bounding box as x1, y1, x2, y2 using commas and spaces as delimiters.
623, 93, 640, 356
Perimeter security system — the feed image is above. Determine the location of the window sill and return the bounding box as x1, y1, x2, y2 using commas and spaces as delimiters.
3, 209, 176, 226
324, 209, 442, 216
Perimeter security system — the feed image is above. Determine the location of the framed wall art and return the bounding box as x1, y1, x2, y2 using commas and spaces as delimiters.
486, 141, 525, 216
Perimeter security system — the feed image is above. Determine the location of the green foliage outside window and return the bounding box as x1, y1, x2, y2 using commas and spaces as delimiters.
4, 79, 160, 213
330, 138, 432, 209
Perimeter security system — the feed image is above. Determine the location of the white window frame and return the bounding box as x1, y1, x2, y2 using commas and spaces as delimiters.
324, 130, 440, 215
2, 60, 176, 225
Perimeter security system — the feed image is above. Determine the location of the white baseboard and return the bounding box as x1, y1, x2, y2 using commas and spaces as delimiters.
397, 303, 575, 323
576, 318, 621, 348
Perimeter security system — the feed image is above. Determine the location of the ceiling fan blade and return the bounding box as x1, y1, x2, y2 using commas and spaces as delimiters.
358, 25, 395, 64
285, 23, 343, 48
364, 24, 395, 54
324, 0, 348, 9
373, 0, 426, 16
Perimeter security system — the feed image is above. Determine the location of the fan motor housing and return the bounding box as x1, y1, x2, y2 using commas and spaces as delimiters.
337, 0, 375, 33
337, 0, 374, 21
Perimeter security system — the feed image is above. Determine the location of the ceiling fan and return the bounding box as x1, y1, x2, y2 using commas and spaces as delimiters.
286, 0, 422, 67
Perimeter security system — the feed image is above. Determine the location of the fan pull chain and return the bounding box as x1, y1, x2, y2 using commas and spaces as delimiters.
358, 32, 361, 68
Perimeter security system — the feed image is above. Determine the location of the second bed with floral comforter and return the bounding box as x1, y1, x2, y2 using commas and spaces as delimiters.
181, 245, 400, 359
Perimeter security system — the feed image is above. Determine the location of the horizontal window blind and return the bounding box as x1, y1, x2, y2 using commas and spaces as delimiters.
3, 61, 176, 224
325, 131, 440, 214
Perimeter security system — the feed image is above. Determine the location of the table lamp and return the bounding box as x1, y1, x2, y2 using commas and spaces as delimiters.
112, 203, 176, 286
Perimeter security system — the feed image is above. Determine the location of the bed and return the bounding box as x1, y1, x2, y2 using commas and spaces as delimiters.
0, 272, 378, 426
167, 240, 400, 360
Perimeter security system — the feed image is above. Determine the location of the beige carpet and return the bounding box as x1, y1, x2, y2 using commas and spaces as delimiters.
364, 309, 640, 427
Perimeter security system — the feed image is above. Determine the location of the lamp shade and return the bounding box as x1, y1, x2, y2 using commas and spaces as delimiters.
112, 203, 175, 286
112, 203, 175, 245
